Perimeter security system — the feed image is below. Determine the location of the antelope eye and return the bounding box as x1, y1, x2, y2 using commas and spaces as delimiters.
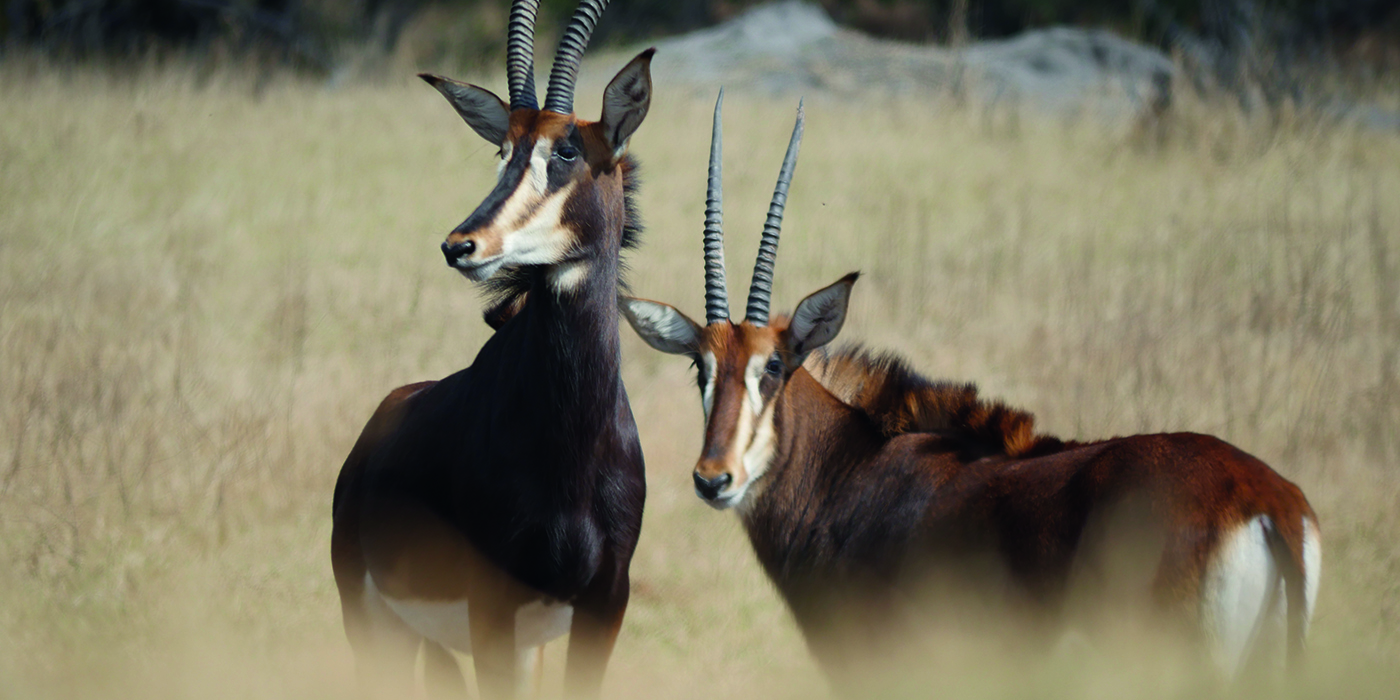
555, 145, 579, 161
764, 356, 784, 377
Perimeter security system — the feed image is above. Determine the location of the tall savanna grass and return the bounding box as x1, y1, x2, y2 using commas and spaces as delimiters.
1, 56, 1397, 698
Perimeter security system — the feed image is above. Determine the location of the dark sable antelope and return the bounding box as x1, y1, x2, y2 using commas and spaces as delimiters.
331, 1, 652, 697
621, 94, 1320, 684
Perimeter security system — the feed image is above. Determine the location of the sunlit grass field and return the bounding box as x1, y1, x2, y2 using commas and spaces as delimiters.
1, 57, 1398, 698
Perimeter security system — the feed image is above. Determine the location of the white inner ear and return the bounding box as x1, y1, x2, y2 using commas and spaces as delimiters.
744, 354, 766, 415
624, 301, 697, 356
701, 351, 717, 419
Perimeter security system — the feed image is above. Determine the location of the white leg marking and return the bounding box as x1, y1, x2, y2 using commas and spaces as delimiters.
1200, 516, 1277, 678
515, 645, 544, 698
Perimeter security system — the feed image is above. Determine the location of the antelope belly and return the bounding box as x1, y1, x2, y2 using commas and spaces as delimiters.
367, 574, 573, 653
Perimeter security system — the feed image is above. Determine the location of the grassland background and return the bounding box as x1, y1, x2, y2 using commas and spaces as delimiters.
1, 56, 1398, 698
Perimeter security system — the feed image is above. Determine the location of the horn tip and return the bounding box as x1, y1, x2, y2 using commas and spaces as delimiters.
417, 73, 442, 85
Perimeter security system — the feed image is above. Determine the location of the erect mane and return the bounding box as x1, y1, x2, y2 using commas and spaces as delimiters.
480, 155, 643, 329
804, 345, 1068, 459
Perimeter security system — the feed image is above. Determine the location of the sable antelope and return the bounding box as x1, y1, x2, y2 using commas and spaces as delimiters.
620, 94, 1320, 684
330, 2, 652, 697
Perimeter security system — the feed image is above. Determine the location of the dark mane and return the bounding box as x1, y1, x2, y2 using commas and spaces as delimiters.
804, 344, 1069, 458
481, 155, 642, 329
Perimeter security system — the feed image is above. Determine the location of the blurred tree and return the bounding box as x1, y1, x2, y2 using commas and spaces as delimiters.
0, 0, 1394, 70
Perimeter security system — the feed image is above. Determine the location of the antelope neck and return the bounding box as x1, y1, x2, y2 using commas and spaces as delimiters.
520, 257, 624, 424
739, 369, 878, 527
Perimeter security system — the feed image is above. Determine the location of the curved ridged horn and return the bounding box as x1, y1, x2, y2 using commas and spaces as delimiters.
506, 0, 540, 111
542, 0, 610, 114
745, 99, 805, 326
704, 89, 730, 325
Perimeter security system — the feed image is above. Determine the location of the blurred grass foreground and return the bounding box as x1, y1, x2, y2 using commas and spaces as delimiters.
3, 11, 1400, 699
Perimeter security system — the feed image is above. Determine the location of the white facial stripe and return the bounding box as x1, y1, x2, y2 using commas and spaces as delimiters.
744, 354, 766, 415
730, 393, 756, 474
477, 137, 551, 244
496, 142, 513, 179
492, 139, 558, 231
735, 400, 778, 508
499, 181, 577, 265
528, 138, 552, 195
701, 352, 718, 419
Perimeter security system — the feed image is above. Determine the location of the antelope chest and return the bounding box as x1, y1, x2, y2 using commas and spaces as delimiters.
365, 573, 574, 653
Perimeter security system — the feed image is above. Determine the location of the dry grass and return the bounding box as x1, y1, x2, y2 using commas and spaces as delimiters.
1, 57, 1398, 698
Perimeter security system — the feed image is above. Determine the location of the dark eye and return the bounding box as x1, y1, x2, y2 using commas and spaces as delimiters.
765, 356, 784, 377
555, 145, 579, 161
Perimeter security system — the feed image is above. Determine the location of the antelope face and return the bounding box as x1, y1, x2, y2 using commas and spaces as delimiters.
420, 48, 654, 284
623, 275, 857, 509
623, 92, 841, 510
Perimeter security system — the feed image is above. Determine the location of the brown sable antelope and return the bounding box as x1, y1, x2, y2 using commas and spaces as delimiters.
620, 93, 1320, 685
330, 2, 652, 698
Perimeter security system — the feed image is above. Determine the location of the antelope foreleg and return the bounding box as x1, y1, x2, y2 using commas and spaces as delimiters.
423, 640, 467, 700
469, 597, 521, 700
562, 566, 629, 700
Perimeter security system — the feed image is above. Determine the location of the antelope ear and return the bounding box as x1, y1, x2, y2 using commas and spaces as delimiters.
620, 296, 701, 357
599, 48, 655, 158
787, 273, 859, 360
419, 74, 510, 145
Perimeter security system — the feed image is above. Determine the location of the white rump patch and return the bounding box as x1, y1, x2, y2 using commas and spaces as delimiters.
1302, 517, 1321, 636
365, 573, 573, 654
1200, 516, 1283, 678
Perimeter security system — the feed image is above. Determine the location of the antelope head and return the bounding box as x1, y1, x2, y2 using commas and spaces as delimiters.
622, 92, 858, 510
420, 0, 653, 288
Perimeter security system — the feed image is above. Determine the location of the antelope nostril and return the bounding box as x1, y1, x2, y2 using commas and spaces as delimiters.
441, 239, 477, 266
693, 472, 732, 499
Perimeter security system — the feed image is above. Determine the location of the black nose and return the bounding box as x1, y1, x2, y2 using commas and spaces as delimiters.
693, 472, 732, 500
441, 239, 476, 266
